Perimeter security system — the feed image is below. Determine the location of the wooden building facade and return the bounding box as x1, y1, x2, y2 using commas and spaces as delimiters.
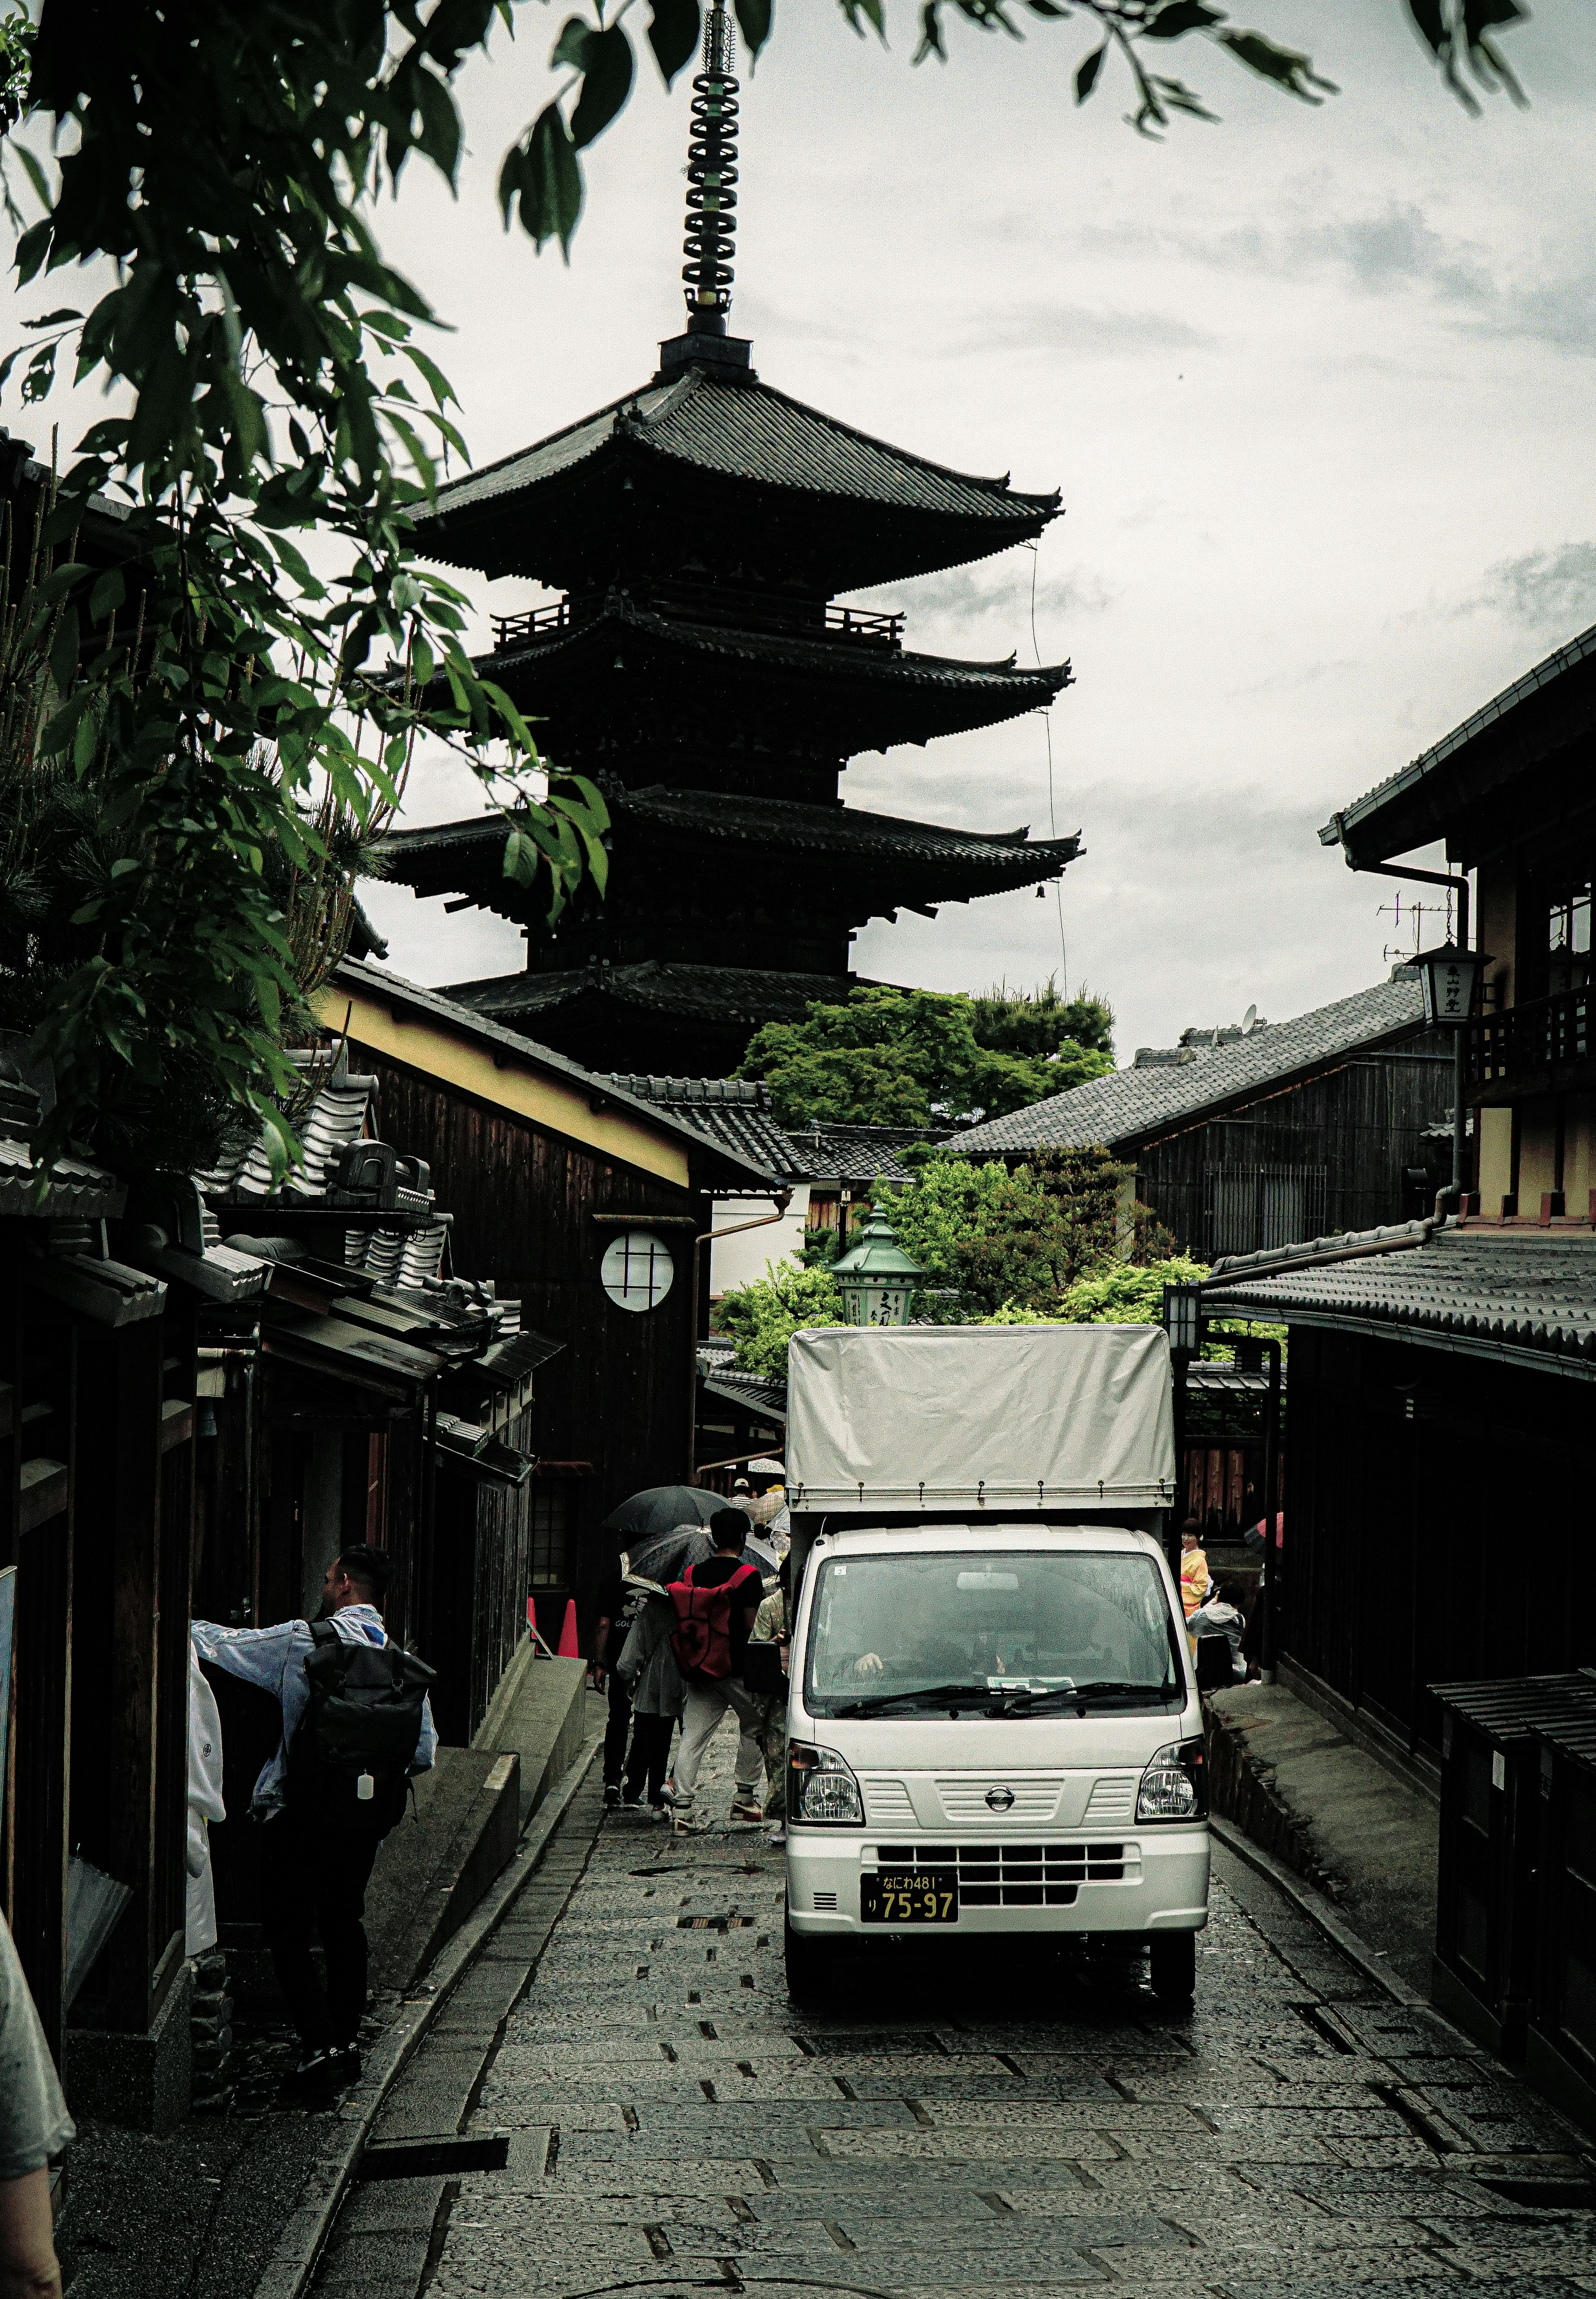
954, 971, 1456, 1262
323, 959, 784, 1641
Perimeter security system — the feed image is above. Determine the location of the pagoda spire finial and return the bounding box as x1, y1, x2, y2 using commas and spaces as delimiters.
681, 4, 739, 337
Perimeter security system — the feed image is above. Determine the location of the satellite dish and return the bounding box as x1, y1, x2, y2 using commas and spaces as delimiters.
1241, 1004, 1258, 1035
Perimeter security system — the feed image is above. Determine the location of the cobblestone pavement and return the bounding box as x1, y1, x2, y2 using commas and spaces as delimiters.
310, 1735, 1596, 2299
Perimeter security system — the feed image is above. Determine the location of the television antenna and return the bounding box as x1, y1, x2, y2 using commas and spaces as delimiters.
1379, 887, 1451, 965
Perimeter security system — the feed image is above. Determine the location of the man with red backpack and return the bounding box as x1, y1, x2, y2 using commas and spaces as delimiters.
666, 1510, 766, 1834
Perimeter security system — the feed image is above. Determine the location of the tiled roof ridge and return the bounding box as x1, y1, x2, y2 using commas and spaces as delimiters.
1206, 1217, 1438, 1282
600, 1072, 773, 1110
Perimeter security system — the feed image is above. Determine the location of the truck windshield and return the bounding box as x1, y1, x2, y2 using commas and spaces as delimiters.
804, 1551, 1182, 1718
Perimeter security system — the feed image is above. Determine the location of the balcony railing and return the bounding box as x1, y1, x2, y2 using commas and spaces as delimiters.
1468, 982, 1594, 1104
490, 586, 904, 655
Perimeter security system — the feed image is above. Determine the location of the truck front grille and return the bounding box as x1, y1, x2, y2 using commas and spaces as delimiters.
874, 1843, 1128, 1907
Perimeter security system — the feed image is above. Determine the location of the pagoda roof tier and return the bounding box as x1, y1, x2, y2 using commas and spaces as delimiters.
411, 364, 1060, 594
444, 595, 1069, 759
435, 961, 871, 1077
381, 787, 1081, 925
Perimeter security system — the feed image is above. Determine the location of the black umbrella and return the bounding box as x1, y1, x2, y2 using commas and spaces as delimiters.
624, 1521, 779, 1589
601, 1484, 723, 1545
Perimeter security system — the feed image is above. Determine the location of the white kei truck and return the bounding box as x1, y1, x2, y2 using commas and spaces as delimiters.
778, 1322, 1209, 2003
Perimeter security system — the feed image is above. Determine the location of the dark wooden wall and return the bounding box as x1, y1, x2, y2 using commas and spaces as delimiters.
1135, 1040, 1456, 1258
352, 1047, 711, 1638
1280, 1326, 1596, 1759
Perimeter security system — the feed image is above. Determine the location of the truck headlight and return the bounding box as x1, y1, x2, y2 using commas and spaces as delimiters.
788, 1742, 863, 1826
1136, 1739, 1207, 1823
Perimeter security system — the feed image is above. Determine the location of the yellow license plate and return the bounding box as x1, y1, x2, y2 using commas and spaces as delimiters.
861, 1870, 958, 1924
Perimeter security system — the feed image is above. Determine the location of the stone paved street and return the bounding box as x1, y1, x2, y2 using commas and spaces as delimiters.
311, 1736, 1596, 2299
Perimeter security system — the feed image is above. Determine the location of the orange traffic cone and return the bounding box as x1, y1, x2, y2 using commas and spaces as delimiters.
557, 1598, 580, 1658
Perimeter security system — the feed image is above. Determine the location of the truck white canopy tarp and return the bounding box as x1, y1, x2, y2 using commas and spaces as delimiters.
786, 1323, 1176, 1512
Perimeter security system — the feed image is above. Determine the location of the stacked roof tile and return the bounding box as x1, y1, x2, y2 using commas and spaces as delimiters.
418, 368, 1058, 533
951, 972, 1428, 1155
1204, 1225, 1596, 1377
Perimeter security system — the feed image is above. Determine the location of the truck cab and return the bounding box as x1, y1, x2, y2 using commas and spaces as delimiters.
779, 1323, 1207, 2003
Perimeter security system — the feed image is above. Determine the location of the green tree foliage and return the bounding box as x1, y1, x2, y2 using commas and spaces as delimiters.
714, 1260, 847, 1379
0, 1, 613, 1175
878, 1147, 1128, 1318
1054, 1255, 1209, 1324
737, 984, 1113, 1130
969, 977, 1113, 1061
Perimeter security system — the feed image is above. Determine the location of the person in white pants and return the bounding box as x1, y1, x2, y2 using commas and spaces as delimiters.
669, 1513, 765, 1832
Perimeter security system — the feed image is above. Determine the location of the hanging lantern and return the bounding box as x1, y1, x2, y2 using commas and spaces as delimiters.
1413, 944, 1485, 1028
832, 1207, 925, 1329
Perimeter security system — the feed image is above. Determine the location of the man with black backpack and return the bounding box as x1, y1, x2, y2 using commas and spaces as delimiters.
191, 1544, 436, 2096
665, 1510, 765, 1836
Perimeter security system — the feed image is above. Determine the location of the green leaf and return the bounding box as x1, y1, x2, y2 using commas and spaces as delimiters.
1142, 1, 1225, 36
734, 0, 773, 56
506, 104, 584, 252
1075, 39, 1106, 99
88, 567, 126, 621
22, 306, 81, 328
1214, 26, 1335, 98
551, 14, 596, 68
411, 67, 463, 185
648, 0, 702, 83
570, 23, 635, 148
13, 218, 50, 284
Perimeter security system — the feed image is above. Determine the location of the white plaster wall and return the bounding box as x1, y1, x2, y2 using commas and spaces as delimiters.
709, 1190, 813, 1298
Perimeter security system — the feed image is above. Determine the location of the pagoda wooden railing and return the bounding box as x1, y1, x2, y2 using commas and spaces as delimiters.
491, 588, 904, 654
1468, 981, 1595, 1104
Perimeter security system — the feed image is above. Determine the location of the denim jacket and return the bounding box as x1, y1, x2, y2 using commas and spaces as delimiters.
190, 1604, 437, 1820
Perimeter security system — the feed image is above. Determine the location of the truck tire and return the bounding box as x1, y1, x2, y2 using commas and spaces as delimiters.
1148, 1930, 1196, 2005
784, 1912, 829, 2003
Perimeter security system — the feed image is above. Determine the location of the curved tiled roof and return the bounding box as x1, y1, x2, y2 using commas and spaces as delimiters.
950, 972, 1429, 1154
386, 789, 1079, 885
1202, 1226, 1596, 1380
1320, 620, 1596, 865
444, 962, 862, 1029
598, 1074, 806, 1179
419, 368, 1058, 532
473, 598, 1069, 728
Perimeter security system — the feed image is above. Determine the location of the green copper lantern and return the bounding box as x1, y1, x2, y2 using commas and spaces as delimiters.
832, 1207, 925, 1328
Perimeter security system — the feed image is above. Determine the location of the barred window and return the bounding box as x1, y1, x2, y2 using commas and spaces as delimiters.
600, 1229, 675, 1312
530, 1485, 573, 1588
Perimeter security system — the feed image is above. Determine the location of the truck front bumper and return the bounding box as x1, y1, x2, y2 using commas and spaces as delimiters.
786, 1826, 1209, 1938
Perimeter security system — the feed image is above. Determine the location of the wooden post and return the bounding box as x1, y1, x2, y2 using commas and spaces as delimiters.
70, 1316, 170, 2034
8, 1286, 75, 2065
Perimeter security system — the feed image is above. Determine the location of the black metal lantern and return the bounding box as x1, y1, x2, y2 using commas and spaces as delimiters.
1414, 944, 1485, 1028
1161, 1281, 1204, 1358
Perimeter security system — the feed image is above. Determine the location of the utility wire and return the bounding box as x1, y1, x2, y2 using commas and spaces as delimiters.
1028, 541, 1069, 995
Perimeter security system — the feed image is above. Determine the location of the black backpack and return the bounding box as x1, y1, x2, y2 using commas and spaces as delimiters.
288, 1621, 436, 1835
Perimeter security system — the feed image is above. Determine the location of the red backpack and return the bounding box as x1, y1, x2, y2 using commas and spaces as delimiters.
668, 1562, 761, 1680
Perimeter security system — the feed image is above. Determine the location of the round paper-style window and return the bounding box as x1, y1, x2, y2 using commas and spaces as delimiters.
600, 1230, 675, 1313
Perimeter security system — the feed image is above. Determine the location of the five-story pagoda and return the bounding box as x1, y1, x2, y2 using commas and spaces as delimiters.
382, 5, 1078, 1075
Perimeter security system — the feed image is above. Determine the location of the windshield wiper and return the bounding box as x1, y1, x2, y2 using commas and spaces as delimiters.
999, 1680, 1175, 1713
832, 1682, 1002, 1718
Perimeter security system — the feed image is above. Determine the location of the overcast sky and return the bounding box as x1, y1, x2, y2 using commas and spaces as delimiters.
352, 0, 1596, 1062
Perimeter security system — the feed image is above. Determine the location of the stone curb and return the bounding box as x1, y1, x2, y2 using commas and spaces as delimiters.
249, 1725, 604, 2299
1209, 1810, 1442, 2018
